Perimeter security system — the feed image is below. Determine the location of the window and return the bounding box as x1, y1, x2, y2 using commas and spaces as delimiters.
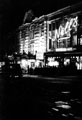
52, 23, 55, 30
53, 41, 57, 49
30, 30, 34, 39
41, 23, 44, 36
30, 25, 34, 39
49, 24, 51, 31
49, 39, 52, 49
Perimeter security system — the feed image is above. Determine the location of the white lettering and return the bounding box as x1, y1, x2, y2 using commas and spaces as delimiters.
54, 16, 78, 40
65, 21, 71, 34
54, 29, 59, 40
72, 17, 78, 28
59, 25, 65, 36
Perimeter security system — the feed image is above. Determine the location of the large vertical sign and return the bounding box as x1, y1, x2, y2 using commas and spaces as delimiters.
53, 16, 78, 39
52, 16, 78, 49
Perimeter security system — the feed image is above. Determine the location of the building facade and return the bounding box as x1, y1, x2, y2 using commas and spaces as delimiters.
46, 7, 81, 52
18, 16, 47, 60
44, 3, 82, 70
18, 2, 82, 69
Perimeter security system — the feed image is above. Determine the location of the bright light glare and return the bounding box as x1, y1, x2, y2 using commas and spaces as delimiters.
20, 59, 28, 70
48, 61, 59, 67
55, 101, 71, 109
64, 59, 70, 66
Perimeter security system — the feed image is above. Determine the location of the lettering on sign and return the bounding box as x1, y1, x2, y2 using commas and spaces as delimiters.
54, 16, 78, 40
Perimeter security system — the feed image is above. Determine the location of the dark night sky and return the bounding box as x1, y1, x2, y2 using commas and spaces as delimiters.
0, 0, 82, 54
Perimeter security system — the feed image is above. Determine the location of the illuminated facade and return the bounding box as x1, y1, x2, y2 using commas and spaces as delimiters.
18, 16, 47, 60
18, 23, 30, 54
44, 3, 82, 70
47, 16, 78, 50
18, 2, 82, 65
46, 5, 81, 52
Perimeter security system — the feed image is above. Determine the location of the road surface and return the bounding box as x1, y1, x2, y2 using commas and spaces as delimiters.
0, 73, 82, 120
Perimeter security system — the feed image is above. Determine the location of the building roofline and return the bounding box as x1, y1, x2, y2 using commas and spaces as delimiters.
18, 23, 30, 30
32, 15, 46, 23
18, 2, 82, 29
46, 2, 82, 18
47, 6, 70, 18
18, 15, 46, 29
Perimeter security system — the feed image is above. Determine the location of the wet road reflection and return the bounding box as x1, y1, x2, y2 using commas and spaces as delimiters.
1, 75, 82, 120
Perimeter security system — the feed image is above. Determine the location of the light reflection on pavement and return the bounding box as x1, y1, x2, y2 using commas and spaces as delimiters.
0, 73, 82, 120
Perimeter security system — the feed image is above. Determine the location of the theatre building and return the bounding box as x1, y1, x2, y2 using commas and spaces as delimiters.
18, 15, 48, 68
44, 2, 82, 71
18, 2, 82, 71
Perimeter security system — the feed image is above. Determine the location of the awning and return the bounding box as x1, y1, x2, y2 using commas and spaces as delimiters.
44, 50, 82, 58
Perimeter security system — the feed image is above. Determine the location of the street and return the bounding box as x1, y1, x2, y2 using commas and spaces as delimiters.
1, 1, 82, 120
0, 74, 82, 120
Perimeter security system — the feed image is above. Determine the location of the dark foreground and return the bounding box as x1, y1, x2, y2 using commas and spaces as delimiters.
1, 74, 82, 120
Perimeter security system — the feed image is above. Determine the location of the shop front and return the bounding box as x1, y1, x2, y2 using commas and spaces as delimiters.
44, 4, 82, 76
44, 50, 82, 76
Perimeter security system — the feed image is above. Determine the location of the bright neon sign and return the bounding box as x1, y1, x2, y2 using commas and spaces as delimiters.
54, 16, 78, 40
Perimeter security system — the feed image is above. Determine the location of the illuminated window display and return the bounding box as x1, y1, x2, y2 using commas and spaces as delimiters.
46, 55, 82, 70
47, 57, 60, 67
75, 56, 82, 70
64, 58, 70, 66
